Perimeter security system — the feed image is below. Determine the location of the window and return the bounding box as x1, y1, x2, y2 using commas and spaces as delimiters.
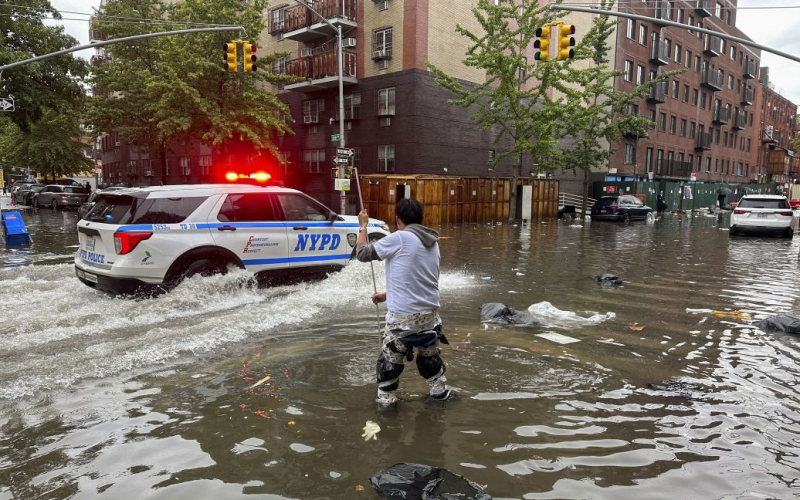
700, 92, 707, 109
705, 157, 711, 172
636, 65, 645, 85
378, 0, 389, 11
680, 119, 687, 136
659, 112, 667, 132
638, 24, 647, 45
692, 88, 698, 106
677, 8, 684, 23
624, 144, 636, 164
688, 154, 694, 170
277, 194, 330, 221
374, 28, 393, 58
648, 109, 656, 127
624, 60, 633, 82
723, 131, 728, 147
302, 99, 324, 124
726, 10, 731, 25
685, 50, 691, 68
696, 155, 702, 172
694, 55, 701, 72
378, 87, 396, 116
690, 121, 696, 139
730, 45, 736, 60
218, 193, 275, 222
303, 149, 326, 173
378, 145, 395, 172
335, 93, 362, 120
688, 14, 695, 30
672, 80, 679, 99
664, 38, 672, 58
646, 148, 653, 173
269, 6, 286, 34
716, 3, 722, 18
715, 128, 720, 144
747, 138, 751, 152
675, 44, 682, 64
682, 84, 689, 103
669, 115, 676, 134
728, 74, 734, 89
626, 19, 635, 39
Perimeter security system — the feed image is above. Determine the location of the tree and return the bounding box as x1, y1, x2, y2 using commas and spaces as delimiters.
428, 0, 576, 220
0, 0, 88, 132
556, 0, 682, 218
792, 116, 800, 152
0, 111, 93, 178
88, 0, 294, 185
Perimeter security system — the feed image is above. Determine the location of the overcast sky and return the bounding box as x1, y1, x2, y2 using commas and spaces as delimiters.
50, 0, 800, 104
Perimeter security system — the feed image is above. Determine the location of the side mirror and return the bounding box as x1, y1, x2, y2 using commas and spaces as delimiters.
329, 211, 340, 223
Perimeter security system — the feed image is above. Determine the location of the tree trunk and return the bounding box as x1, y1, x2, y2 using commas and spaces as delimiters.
581, 168, 590, 220
159, 143, 168, 186
508, 153, 520, 221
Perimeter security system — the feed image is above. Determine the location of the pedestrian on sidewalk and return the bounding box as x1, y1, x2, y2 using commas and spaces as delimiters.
355, 199, 451, 405
657, 191, 667, 215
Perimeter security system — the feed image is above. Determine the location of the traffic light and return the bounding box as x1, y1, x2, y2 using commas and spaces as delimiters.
557, 24, 576, 60
243, 43, 257, 72
534, 25, 550, 61
224, 41, 238, 72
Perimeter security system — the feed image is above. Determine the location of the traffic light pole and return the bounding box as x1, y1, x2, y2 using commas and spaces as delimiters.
0, 26, 245, 72
550, 5, 800, 64
291, 0, 347, 215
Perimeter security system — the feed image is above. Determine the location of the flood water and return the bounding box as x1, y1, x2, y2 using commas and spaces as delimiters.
2, 204, 800, 499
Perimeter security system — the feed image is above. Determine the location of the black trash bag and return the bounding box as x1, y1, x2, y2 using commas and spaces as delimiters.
754, 313, 800, 334
370, 463, 491, 500
595, 274, 623, 287
480, 303, 539, 326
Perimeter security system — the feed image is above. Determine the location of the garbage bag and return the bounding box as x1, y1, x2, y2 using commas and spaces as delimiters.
754, 313, 800, 334
595, 274, 623, 287
370, 463, 491, 500
527, 301, 615, 328
480, 303, 539, 326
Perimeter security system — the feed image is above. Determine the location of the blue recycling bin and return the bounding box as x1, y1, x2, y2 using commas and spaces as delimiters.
2, 211, 31, 245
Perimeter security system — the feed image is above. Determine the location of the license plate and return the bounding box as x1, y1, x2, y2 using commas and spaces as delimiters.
757, 213, 768, 219
85, 236, 96, 252
599, 210, 607, 214
76, 269, 85, 279
84, 272, 98, 283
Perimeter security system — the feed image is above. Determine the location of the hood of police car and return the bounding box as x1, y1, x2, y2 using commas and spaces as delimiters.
338, 215, 390, 233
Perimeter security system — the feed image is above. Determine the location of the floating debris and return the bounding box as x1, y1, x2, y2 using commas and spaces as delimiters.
535, 332, 581, 345
362, 421, 381, 441
629, 324, 645, 331
250, 374, 271, 389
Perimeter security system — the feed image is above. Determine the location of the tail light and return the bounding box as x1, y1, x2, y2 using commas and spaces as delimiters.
114, 231, 153, 255
778, 211, 794, 216
733, 209, 746, 214
60, 194, 68, 198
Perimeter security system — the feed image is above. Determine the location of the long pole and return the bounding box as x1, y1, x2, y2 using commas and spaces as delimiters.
290, 0, 348, 215
0, 26, 244, 72
550, 5, 800, 64
353, 168, 383, 339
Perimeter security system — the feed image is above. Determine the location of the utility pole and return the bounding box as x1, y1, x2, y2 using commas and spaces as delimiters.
290, 0, 347, 215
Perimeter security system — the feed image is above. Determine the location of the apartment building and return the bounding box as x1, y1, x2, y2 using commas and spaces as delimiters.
757, 69, 799, 183
608, 0, 763, 184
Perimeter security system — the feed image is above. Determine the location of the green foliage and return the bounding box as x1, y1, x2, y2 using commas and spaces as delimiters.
793, 116, 800, 152
0, 0, 88, 132
88, 0, 293, 162
0, 112, 93, 178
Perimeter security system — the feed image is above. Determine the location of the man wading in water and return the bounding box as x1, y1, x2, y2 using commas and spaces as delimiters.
356, 199, 451, 405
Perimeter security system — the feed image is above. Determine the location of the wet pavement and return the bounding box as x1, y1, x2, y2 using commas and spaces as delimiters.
2, 203, 800, 499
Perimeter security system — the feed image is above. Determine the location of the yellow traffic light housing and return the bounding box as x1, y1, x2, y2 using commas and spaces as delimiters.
243, 42, 258, 72
534, 25, 550, 61
224, 41, 238, 72
557, 24, 576, 60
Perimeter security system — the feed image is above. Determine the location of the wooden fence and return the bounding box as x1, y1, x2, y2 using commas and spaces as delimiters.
358, 174, 559, 225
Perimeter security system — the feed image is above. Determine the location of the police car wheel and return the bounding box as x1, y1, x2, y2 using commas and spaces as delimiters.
179, 259, 225, 283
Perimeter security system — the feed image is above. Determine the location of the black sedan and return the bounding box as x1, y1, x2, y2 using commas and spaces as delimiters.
591, 195, 653, 221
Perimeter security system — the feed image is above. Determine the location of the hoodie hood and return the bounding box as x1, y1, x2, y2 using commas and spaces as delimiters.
405, 224, 439, 248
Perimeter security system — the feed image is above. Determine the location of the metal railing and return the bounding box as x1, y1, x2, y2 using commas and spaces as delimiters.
559, 192, 597, 215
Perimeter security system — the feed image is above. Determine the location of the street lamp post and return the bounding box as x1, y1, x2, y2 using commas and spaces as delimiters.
291, 0, 347, 215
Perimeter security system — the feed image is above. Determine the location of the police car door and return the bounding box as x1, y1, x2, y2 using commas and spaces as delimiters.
274, 193, 347, 268
209, 192, 289, 272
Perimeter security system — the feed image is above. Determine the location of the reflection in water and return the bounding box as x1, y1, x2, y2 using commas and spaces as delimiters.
2, 215, 800, 498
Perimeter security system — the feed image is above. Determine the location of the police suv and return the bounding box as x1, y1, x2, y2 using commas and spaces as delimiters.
74, 184, 390, 295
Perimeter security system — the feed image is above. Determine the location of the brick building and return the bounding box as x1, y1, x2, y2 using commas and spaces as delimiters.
757, 69, 799, 184
606, 0, 764, 185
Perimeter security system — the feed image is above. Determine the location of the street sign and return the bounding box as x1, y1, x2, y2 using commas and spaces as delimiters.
334, 178, 350, 191
336, 148, 354, 157
331, 134, 341, 142
333, 157, 350, 165
0, 97, 15, 112
690, 173, 697, 181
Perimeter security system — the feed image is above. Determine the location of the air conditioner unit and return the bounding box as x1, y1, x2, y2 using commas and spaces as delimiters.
301, 47, 314, 57
114, 141, 120, 147
765, 125, 774, 140
303, 114, 318, 124
373, 49, 388, 60
183, 167, 191, 176
342, 38, 356, 48
144, 170, 153, 177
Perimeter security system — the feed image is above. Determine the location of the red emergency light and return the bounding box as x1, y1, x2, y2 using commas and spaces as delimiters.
225, 171, 271, 183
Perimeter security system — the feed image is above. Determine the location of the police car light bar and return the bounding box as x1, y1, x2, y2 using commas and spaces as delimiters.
225, 171, 271, 183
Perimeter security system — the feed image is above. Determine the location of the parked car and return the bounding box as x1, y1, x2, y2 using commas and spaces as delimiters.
33, 185, 90, 210
79, 187, 124, 219
12, 183, 44, 205
730, 194, 796, 238
74, 184, 391, 295
590, 195, 653, 221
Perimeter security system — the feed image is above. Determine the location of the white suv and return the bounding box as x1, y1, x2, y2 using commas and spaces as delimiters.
74, 184, 390, 295
730, 194, 796, 238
